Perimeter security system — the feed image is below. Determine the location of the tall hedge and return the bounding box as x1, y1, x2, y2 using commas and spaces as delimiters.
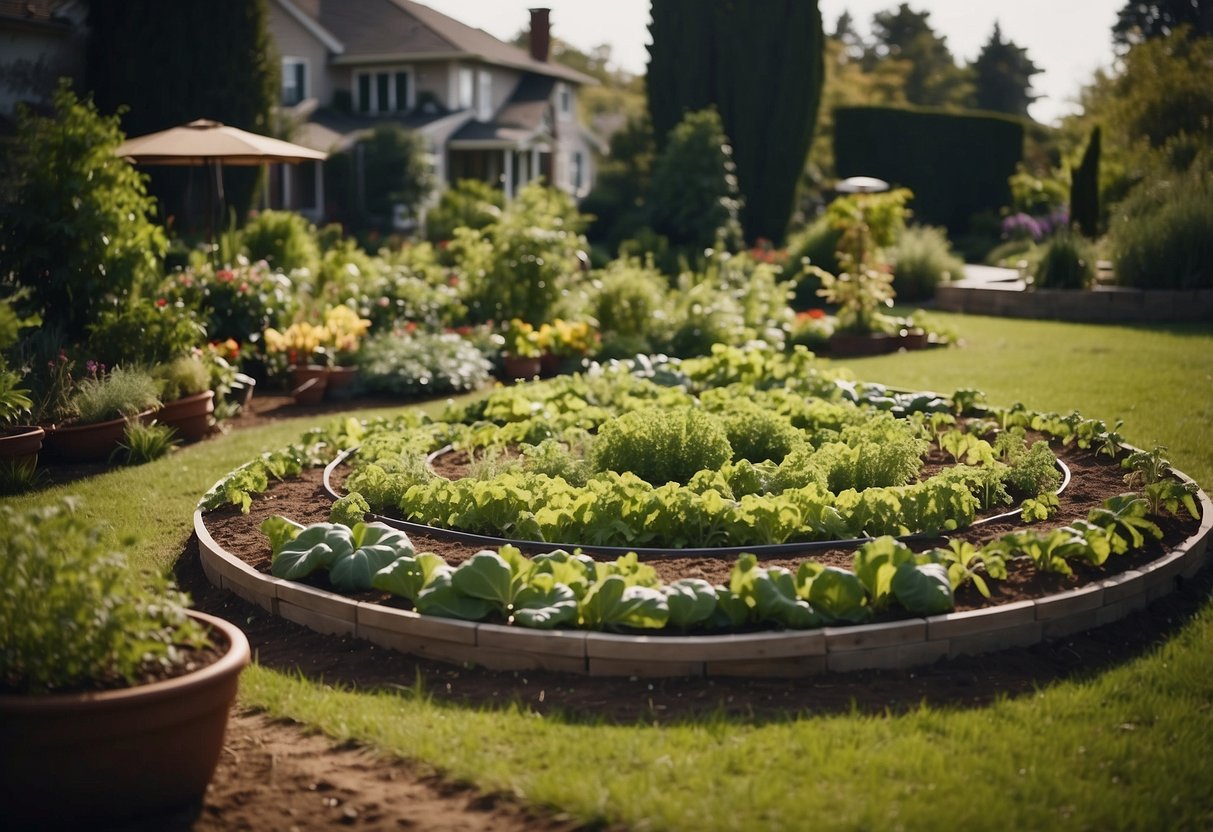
833, 106, 1024, 234
1070, 125, 1101, 237
646, 0, 824, 245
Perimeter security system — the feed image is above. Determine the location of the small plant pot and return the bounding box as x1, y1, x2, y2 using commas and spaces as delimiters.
324, 365, 359, 401
41, 411, 154, 464
897, 329, 930, 350
501, 354, 542, 380
539, 352, 561, 377
0, 424, 45, 469
0, 610, 250, 827
290, 365, 329, 406
156, 390, 215, 444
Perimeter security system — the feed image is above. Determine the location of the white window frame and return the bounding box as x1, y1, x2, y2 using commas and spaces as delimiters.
281, 57, 308, 106
557, 83, 572, 121
354, 67, 416, 115
457, 66, 474, 110
476, 69, 493, 120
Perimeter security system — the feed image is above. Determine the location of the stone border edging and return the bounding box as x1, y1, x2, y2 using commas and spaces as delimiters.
194, 474, 1212, 678
936, 283, 1213, 324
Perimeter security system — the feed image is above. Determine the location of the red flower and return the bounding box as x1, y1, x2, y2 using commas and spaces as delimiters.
216, 269, 235, 283
155, 298, 168, 308
808, 308, 826, 319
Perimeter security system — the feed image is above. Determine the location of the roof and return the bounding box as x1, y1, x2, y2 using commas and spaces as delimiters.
289, 0, 594, 86
449, 74, 556, 148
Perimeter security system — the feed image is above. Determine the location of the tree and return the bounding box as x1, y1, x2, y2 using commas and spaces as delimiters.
1070, 125, 1102, 237
646, 0, 825, 244
84, 0, 278, 229
970, 22, 1042, 117
1113, 0, 1213, 48
360, 124, 435, 228
645, 108, 742, 254
868, 4, 972, 107
0, 82, 166, 340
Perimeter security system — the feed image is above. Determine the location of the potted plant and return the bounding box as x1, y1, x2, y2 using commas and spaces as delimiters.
151, 354, 214, 443
0, 499, 250, 826
500, 318, 543, 379
321, 304, 371, 401
0, 364, 42, 484
263, 320, 332, 405
41, 365, 161, 462
539, 318, 598, 376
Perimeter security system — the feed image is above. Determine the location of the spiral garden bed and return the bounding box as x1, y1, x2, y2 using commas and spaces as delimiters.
196, 349, 1212, 678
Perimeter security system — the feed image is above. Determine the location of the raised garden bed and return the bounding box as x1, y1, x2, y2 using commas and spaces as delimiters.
195, 348, 1211, 678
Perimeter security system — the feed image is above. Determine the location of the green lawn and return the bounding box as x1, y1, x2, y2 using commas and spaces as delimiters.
8, 312, 1213, 830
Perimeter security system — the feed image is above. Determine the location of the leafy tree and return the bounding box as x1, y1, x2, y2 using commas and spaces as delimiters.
867, 4, 972, 107
360, 123, 436, 228
0, 82, 166, 340
580, 114, 657, 252
1070, 125, 1101, 237
970, 22, 1042, 117
645, 107, 743, 255
646, 0, 825, 245
84, 0, 279, 229
1113, 0, 1213, 47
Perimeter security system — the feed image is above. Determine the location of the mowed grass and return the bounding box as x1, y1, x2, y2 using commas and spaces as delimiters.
8, 313, 1213, 830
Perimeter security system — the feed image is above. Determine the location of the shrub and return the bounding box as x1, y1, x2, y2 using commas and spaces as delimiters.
240, 210, 321, 273
0, 499, 206, 695
86, 298, 206, 369
888, 225, 966, 301
114, 420, 178, 465
424, 179, 505, 243
0, 82, 166, 340
588, 258, 669, 352
1110, 157, 1213, 290
159, 260, 295, 343
356, 331, 493, 398
69, 366, 161, 425
1033, 230, 1096, 290
786, 215, 840, 307
591, 406, 732, 485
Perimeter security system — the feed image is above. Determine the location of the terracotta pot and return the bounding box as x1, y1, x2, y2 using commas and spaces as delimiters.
41, 410, 154, 464
827, 332, 898, 358
289, 364, 329, 405
500, 354, 542, 380
324, 365, 359, 401
0, 424, 45, 469
897, 329, 930, 350
539, 352, 561, 377
0, 610, 250, 827
156, 390, 215, 444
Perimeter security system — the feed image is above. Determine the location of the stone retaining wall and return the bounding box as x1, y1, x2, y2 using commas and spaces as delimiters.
936, 284, 1213, 323
194, 478, 1212, 679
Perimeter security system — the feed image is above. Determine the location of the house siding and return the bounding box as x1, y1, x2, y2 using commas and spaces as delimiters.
267, 0, 333, 107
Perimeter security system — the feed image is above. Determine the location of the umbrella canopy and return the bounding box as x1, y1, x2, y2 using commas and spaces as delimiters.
115, 119, 328, 166
834, 176, 890, 194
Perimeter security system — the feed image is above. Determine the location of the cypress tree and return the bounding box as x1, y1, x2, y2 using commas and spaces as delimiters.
1070, 125, 1101, 237
646, 0, 825, 245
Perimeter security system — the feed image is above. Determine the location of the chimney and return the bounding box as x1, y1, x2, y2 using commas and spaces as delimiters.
528, 8, 551, 62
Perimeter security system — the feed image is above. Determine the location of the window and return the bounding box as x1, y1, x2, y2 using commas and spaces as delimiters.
476, 69, 492, 120
457, 67, 474, 109
557, 83, 572, 120
572, 151, 584, 192
282, 58, 307, 106
355, 68, 414, 114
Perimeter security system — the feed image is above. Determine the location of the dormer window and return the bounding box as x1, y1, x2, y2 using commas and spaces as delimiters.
282, 58, 307, 106
355, 68, 415, 114
557, 83, 572, 120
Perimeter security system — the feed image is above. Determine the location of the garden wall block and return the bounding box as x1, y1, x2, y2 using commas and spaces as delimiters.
477, 622, 587, 659
947, 621, 1043, 658
586, 630, 825, 663
356, 603, 478, 645
936, 285, 1213, 323
356, 623, 484, 666
824, 620, 925, 651
926, 600, 1036, 640
1033, 584, 1105, 622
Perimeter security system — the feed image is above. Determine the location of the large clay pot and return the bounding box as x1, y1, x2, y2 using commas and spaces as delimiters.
41, 410, 154, 464
156, 390, 215, 444
324, 365, 359, 401
0, 424, 45, 469
0, 610, 250, 827
500, 354, 542, 380
289, 364, 329, 406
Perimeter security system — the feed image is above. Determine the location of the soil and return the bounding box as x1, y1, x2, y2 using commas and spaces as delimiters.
41, 392, 1210, 831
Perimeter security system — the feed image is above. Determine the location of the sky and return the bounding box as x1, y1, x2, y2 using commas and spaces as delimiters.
418, 0, 1124, 125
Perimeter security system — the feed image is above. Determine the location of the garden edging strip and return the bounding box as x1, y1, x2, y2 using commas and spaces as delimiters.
193, 468, 1212, 679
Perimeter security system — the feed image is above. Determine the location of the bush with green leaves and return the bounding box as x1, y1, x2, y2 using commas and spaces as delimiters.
151, 355, 211, 401
716, 404, 804, 464
240, 209, 321, 273
0, 500, 207, 695
1033, 229, 1097, 290
86, 298, 206, 369
1110, 153, 1213, 290
69, 366, 161, 426
356, 331, 492, 398
424, 178, 505, 244
114, 420, 178, 465
888, 225, 966, 301
585, 257, 670, 356
0, 81, 166, 340
158, 259, 295, 344
591, 406, 733, 485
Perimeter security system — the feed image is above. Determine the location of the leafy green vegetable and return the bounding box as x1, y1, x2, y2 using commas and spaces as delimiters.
852, 537, 915, 608
797, 563, 870, 624
1088, 494, 1163, 554
260, 515, 304, 558
890, 561, 954, 615
663, 578, 719, 629
271, 521, 415, 592
579, 574, 670, 630
371, 552, 450, 602
329, 492, 371, 527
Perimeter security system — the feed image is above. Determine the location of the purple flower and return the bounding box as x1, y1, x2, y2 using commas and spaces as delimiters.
1001, 213, 1043, 242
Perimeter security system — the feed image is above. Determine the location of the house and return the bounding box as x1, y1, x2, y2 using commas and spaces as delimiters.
0, 0, 85, 133
265, 0, 601, 224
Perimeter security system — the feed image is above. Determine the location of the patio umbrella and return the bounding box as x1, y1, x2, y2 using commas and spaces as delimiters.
115, 119, 328, 244
834, 176, 890, 194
